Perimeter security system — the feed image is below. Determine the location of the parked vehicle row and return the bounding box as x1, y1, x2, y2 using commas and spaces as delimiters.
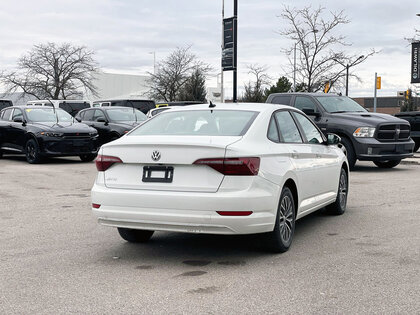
266, 93, 415, 169
75, 107, 147, 146
0, 106, 99, 163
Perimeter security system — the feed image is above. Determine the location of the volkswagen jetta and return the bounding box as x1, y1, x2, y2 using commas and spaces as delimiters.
91, 103, 349, 252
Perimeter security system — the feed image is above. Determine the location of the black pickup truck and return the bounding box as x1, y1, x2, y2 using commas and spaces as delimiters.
266, 93, 415, 169
395, 111, 420, 152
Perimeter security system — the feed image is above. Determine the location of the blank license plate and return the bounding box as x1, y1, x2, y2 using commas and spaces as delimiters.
142, 166, 174, 183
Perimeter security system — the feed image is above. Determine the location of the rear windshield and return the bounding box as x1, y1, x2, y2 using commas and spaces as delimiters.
129, 110, 258, 136
59, 102, 90, 116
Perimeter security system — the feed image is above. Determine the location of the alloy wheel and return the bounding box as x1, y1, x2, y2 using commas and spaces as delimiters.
279, 195, 294, 244
339, 172, 347, 209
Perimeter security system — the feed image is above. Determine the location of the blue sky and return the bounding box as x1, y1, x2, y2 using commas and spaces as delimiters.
0, 0, 419, 98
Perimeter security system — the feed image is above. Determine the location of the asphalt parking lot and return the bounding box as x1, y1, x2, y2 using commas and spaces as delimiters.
1, 156, 419, 314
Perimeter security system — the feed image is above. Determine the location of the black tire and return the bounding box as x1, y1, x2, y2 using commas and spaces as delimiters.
340, 137, 356, 170
110, 133, 120, 141
117, 228, 154, 243
0, 150, 3, 159
414, 141, 420, 153
265, 187, 296, 253
25, 139, 43, 164
79, 154, 97, 162
373, 160, 401, 168
326, 168, 348, 215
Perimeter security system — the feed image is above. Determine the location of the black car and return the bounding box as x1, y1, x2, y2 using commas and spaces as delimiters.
0, 106, 99, 163
395, 111, 420, 152
92, 99, 155, 114
0, 100, 13, 111
266, 93, 415, 169
75, 106, 147, 145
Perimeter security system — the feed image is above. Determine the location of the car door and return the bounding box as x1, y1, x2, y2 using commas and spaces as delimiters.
293, 96, 328, 134
0, 108, 14, 149
9, 108, 26, 151
291, 111, 340, 211
272, 110, 324, 214
91, 109, 110, 143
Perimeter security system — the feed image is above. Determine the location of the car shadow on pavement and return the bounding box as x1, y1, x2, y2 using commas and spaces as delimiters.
352, 164, 412, 173
94, 209, 334, 267
1, 154, 93, 164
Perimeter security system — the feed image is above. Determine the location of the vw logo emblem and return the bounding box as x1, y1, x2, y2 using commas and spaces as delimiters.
151, 150, 161, 161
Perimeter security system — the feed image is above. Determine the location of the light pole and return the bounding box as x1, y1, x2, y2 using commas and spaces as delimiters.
149, 51, 156, 75
335, 55, 364, 96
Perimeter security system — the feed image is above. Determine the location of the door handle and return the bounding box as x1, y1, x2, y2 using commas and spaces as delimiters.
291, 150, 299, 159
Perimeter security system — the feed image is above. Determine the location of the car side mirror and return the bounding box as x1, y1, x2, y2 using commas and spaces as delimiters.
13, 117, 23, 123
97, 117, 107, 124
302, 108, 321, 118
75, 117, 81, 122
327, 133, 341, 145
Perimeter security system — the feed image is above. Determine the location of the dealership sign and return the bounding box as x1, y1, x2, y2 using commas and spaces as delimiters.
412, 42, 420, 83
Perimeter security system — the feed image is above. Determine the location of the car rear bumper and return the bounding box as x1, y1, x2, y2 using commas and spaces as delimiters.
353, 138, 414, 161
91, 182, 278, 235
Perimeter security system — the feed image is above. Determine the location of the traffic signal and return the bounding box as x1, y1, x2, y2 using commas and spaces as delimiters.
324, 81, 330, 93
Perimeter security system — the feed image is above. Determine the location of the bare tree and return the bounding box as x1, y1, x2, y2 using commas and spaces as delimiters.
241, 64, 272, 102
0, 42, 98, 100
279, 6, 376, 93
148, 47, 211, 102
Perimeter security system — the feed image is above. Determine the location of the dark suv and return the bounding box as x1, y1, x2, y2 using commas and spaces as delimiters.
266, 93, 414, 169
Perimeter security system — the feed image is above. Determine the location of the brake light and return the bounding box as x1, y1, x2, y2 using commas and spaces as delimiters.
92, 203, 101, 209
95, 154, 123, 171
193, 157, 260, 175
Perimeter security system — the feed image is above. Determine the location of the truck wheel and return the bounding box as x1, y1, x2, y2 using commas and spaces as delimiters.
79, 154, 97, 162
414, 141, 420, 153
340, 137, 356, 170
117, 228, 154, 243
25, 139, 43, 164
373, 160, 401, 168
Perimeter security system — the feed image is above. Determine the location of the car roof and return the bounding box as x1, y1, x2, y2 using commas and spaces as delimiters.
82, 106, 140, 111
27, 99, 90, 102
95, 98, 153, 102
268, 92, 343, 97
10, 105, 62, 110
163, 102, 293, 113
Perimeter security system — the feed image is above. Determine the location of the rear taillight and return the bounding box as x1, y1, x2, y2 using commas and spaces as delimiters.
193, 157, 260, 175
95, 154, 123, 171
217, 211, 253, 216
92, 203, 101, 209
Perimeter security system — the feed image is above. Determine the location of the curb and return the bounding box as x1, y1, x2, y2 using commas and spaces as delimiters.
401, 153, 420, 165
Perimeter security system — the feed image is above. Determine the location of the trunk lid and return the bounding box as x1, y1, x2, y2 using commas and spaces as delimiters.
102, 135, 241, 192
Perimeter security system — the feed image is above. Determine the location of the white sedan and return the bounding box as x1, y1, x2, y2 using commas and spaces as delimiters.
91, 103, 349, 252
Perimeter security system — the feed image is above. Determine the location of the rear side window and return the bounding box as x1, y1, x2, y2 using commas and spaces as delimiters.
130, 110, 258, 136
1, 108, 13, 121
294, 96, 318, 112
93, 110, 106, 121
12, 109, 23, 121
271, 95, 291, 105
267, 116, 280, 142
82, 110, 95, 121
293, 112, 324, 144
274, 111, 302, 143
